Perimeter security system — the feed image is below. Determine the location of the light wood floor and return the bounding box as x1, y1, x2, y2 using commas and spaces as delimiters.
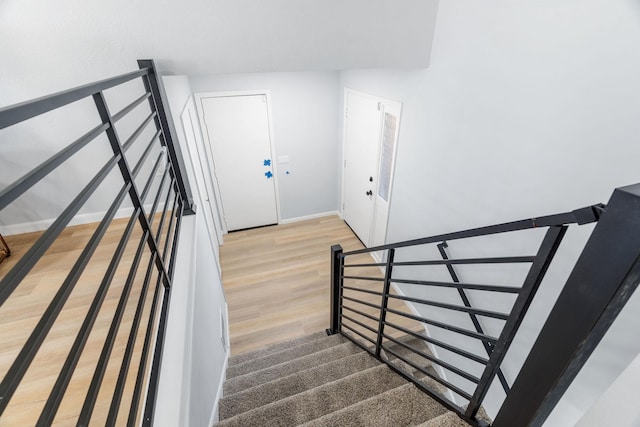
0, 212, 173, 426
220, 215, 422, 356
0, 213, 420, 425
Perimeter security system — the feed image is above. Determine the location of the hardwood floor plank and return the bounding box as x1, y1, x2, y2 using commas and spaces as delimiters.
220, 215, 423, 356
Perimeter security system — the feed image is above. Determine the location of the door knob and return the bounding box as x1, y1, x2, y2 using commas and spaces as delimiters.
366, 190, 373, 196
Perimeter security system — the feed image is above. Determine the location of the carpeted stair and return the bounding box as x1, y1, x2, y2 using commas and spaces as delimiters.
215, 331, 474, 426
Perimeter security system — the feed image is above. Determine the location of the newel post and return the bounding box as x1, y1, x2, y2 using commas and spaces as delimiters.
494, 183, 640, 427
328, 244, 343, 335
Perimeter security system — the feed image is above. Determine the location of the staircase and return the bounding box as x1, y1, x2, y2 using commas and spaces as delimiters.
215, 331, 473, 427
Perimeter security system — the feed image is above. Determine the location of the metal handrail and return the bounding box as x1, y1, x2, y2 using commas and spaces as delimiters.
0, 69, 149, 129
0, 60, 189, 426
329, 202, 609, 426
341, 204, 604, 256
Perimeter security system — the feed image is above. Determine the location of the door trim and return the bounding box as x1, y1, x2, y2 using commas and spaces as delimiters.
180, 98, 225, 243
194, 90, 282, 227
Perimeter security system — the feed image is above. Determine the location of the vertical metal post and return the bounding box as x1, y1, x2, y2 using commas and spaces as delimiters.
137, 59, 195, 215
494, 183, 640, 427
328, 245, 343, 335
375, 248, 395, 357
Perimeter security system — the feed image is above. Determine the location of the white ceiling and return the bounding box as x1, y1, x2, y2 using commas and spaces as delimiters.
0, 0, 438, 104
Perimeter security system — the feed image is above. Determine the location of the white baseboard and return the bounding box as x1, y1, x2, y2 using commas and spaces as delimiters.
279, 211, 340, 225
1, 203, 164, 236
209, 350, 229, 426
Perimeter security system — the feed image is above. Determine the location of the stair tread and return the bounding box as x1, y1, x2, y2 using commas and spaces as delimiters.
228, 331, 328, 367
300, 382, 449, 427
416, 412, 471, 427
219, 352, 380, 420
216, 364, 408, 427
223, 341, 362, 396
226, 334, 347, 379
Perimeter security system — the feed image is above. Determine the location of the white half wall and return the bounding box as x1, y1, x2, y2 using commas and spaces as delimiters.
190, 72, 341, 221
339, 0, 640, 425
155, 76, 229, 426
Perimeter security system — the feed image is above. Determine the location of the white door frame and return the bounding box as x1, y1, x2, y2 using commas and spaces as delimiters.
194, 90, 282, 228
341, 88, 402, 249
180, 98, 225, 245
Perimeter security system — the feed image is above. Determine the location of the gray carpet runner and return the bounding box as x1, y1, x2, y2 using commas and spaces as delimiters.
215, 331, 474, 426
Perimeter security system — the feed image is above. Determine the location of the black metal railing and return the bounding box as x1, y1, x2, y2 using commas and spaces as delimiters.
328, 202, 619, 426
0, 60, 192, 425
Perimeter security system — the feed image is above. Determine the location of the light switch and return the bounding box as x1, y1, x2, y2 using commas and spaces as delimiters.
278, 155, 290, 164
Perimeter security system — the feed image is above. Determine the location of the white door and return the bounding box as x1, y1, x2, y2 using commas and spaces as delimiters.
199, 94, 278, 231
343, 91, 383, 245
343, 90, 402, 250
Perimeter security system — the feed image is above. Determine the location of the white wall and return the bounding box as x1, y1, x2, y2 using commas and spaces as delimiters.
339, 0, 640, 424
577, 351, 640, 427
190, 72, 341, 220
0, 76, 164, 234
155, 76, 229, 426
0, 0, 436, 89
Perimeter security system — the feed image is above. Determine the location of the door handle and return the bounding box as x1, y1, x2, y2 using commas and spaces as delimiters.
366, 190, 373, 196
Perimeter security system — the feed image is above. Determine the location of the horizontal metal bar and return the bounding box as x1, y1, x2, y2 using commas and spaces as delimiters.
0, 122, 109, 211
161, 192, 180, 266
343, 262, 387, 268
343, 285, 383, 297
141, 284, 172, 426
342, 314, 379, 335
131, 129, 162, 178
78, 230, 150, 423
342, 275, 385, 282
341, 323, 377, 346
37, 206, 142, 423
387, 293, 510, 320
122, 111, 157, 152
341, 304, 381, 323
341, 205, 604, 257
385, 307, 498, 344
128, 266, 164, 425
0, 68, 149, 129
392, 278, 521, 294
112, 92, 152, 122
147, 168, 170, 225
383, 334, 480, 384
392, 256, 536, 267
384, 320, 489, 365
140, 151, 166, 202
0, 153, 121, 307
0, 183, 131, 417
342, 295, 382, 311
153, 185, 175, 248
108, 252, 157, 425
384, 346, 473, 401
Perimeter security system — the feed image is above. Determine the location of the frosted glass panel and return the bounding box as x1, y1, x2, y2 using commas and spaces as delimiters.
378, 113, 398, 202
